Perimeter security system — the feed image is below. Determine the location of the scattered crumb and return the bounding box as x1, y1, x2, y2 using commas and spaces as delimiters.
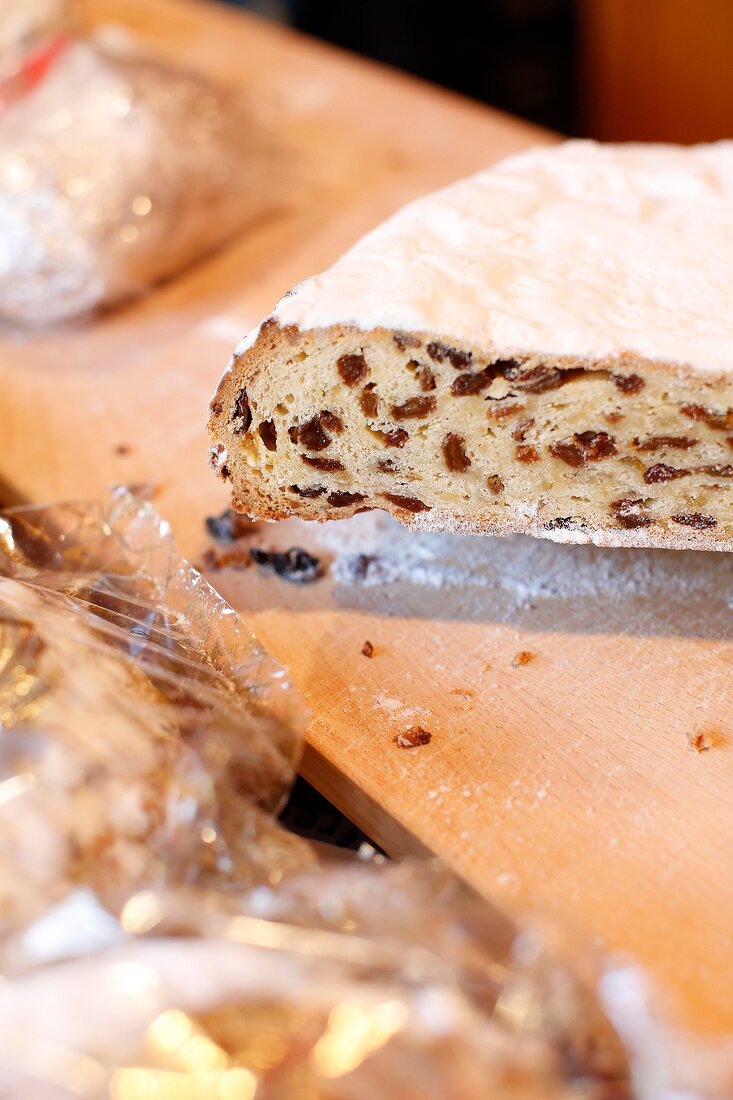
201, 546, 252, 571
384, 148, 410, 171
114, 443, 131, 456
687, 730, 720, 753
361, 640, 374, 658
250, 547, 323, 584
511, 650, 535, 668
126, 480, 159, 500
393, 726, 432, 749
205, 508, 257, 543
450, 687, 474, 698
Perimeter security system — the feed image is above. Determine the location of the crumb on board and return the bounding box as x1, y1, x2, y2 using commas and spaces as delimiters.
393, 726, 432, 749
511, 650, 535, 668
687, 730, 720, 752
126, 480, 159, 500
250, 547, 323, 583
361, 640, 374, 658
114, 443, 131, 456
202, 546, 252, 571
205, 507, 257, 542
450, 687, 474, 698
202, 542, 323, 582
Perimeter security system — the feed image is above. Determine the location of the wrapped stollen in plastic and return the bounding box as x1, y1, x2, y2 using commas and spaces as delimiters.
0, 487, 313, 963
0, 0, 74, 80
3, 866, 733, 1100
0, 490, 729, 1098
0, 864, 635, 1100
0, 31, 281, 325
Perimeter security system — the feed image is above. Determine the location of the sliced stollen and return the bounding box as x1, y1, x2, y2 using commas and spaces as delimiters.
209, 140, 733, 550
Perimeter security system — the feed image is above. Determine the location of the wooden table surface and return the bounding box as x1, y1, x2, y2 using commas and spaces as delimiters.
2, 0, 732, 1036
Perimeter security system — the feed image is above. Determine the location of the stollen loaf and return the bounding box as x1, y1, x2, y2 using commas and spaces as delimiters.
209, 140, 733, 550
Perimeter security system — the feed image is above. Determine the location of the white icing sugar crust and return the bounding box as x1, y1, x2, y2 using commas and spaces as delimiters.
236, 140, 733, 378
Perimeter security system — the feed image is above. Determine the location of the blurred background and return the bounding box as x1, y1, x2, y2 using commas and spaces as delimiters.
227, 0, 733, 143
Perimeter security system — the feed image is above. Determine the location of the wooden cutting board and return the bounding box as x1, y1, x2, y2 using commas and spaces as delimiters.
2, 0, 732, 1035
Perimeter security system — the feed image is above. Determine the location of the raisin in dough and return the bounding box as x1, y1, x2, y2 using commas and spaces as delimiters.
209, 140, 733, 550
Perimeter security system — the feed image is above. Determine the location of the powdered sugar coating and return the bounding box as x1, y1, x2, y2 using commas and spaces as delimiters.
235, 140, 733, 378
312, 509, 733, 610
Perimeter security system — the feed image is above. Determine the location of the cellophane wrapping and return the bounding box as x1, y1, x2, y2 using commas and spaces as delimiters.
0, 488, 313, 956
0, 490, 728, 1098
0, 33, 283, 325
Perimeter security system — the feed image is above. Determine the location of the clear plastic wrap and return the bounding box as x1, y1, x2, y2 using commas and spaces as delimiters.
0, 491, 730, 1098
0, 35, 282, 324
0, 864, 634, 1100
0, 488, 313, 959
